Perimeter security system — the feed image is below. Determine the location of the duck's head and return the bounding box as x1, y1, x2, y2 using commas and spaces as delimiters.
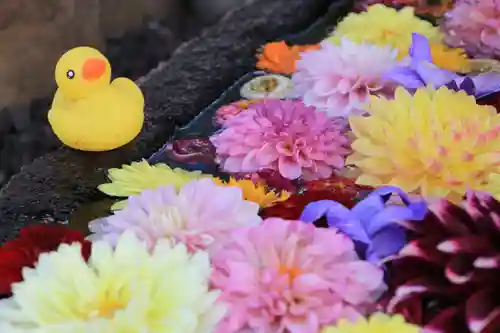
55, 46, 111, 100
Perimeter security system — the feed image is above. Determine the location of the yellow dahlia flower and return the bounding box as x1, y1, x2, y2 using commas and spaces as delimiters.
99, 159, 206, 210
430, 43, 471, 73
347, 86, 500, 201
329, 4, 442, 58
213, 177, 290, 208
322, 313, 419, 333
0, 232, 226, 333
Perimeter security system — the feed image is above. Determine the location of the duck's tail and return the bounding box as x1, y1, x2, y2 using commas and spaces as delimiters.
111, 78, 145, 109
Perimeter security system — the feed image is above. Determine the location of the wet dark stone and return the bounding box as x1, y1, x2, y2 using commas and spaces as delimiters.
0, 0, 354, 243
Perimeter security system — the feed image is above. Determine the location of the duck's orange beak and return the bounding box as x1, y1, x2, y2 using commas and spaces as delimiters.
82, 58, 106, 81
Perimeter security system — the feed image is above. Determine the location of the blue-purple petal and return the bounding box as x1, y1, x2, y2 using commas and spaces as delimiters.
350, 193, 385, 228
366, 205, 418, 235
299, 186, 425, 265
325, 207, 371, 244
410, 32, 433, 64
415, 61, 458, 87
458, 77, 476, 96
384, 66, 425, 89
300, 200, 371, 244
470, 72, 500, 98
407, 201, 428, 220
300, 200, 341, 224
369, 186, 428, 220
370, 185, 410, 204
366, 225, 407, 263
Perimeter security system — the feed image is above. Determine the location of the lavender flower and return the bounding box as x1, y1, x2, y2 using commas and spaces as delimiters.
299, 186, 427, 265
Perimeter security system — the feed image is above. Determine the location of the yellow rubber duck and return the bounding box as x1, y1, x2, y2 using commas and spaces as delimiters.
48, 46, 144, 151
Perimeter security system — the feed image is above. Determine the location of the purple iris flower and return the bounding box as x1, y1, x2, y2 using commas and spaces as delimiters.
384, 33, 500, 99
299, 186, 427, 266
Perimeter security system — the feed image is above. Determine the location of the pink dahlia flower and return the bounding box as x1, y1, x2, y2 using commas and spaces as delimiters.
443, 0, 500, 58
215, 100, 263, 127
88, 178, 262, 252
210, 99, 350, 180
292, 39, 399, 117
211, 219, 386, 333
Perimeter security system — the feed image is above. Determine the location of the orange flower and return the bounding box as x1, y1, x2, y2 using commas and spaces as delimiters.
256, 41, 320, 74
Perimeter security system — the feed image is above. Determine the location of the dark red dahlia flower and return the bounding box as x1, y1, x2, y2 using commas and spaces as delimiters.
383, 192, 500, 333
0, 224, 90, 296
233, 169, 297, 192
260, 176, 372, 219
478, 91, 500, 113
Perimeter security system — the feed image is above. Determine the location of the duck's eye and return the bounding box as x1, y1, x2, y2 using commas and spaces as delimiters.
66, 70, 75, 79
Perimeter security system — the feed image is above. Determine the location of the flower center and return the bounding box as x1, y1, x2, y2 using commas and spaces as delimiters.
85, 293, 129, 319
149, 205, 187, 233
96, 299, 127, 318
279, 265, 302, 283
380, 29, 399, 39
250, 77, 279, 93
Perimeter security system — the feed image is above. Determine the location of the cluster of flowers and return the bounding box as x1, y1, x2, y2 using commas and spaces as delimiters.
2, 1, 500, 332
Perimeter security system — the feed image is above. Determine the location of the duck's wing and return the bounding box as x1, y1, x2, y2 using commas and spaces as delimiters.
110, 78, 145, 108
51, 89, 72, 108
48, 89, 68, 122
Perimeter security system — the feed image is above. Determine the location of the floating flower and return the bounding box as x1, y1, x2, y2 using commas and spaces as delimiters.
385, 33, 500, 97
213, 177, 290, 208
256, 40, 320, 74
98, 159, 207, 210
478, 89, 500, 112
384, 192, 500, 333
429, 42, 470, 73
155, 138, 217, 166
260, 176, 372, 219
444, 77, 477, 96
232, 169, 298, 192
210, 99, 350, 180
211, 219, 386, 333
328, 4, 442, 58
215, 100, 264, 126
0, 224, 90, 296
321, 313, 420, 333
89, 178, 262, 252
300, 186, 427, 264
151, 138, 219, 175
0, 232, 226, 332
442, 0, 500, 59
293, 39, 398, 117
347, 86, 500, 202
384, 33, 463, 89
240, 74, 294, 100
358, 0, 453, 17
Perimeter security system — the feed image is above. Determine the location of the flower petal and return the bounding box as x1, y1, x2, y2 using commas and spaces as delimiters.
437, 235, 495, 255
366, 225, 407, 263
465, 289, 500, 333
278, 156, 302, 180
426, 306, 467, 333
472, 72, 500, 98
415, 61, 457, 87
410, 33, 433, 63
444, 255, 474, 284
384, 66, 424, 89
